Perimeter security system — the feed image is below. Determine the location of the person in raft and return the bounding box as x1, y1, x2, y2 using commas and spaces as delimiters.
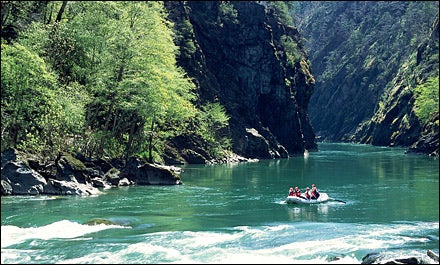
288, 187, 302, 197
296, 186, 309, 199
303, 187, 311, 200
289, 186, 308, 200
294, 186, 302, 197
310, 184, 320, 199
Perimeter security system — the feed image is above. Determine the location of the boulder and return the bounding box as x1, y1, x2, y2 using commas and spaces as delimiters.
118, 177, 132, 186
104, 168, 121, 186
1, 148, 182, 197
119, 157, 182, 185
1, 179, 13, 195
90, 177, 111, 189
361, 250, 440, 264
55, 153, 89, 184
1, 161, 47, 195
427, 250, 439, 262
44, 179, 101, 196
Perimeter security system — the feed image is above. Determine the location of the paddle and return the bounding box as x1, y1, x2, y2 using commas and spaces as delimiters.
298, 188, 346, 204
328, 197, 346, 204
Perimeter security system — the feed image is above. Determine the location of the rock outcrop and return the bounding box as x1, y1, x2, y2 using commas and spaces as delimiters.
407, 111, 439, 157
1, 149, 182, 196
164, 1, 317, 161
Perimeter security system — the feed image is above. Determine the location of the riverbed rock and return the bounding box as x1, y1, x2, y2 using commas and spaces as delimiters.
103, 167, 121, 186
84, 218, 119, 226
0, 159, 101, 196
119, 157, 182, 185
44, 179, 101, 196
427, 250, 439, 262
361, 250, 439, 264
90, 177, 111, 189
55, 153, 89, 184
1, 179, 13, 195
118, 177, 133, 186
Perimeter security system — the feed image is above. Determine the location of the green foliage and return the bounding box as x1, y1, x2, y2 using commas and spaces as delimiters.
290, 1, 439, 140
413, 77, 439, 124
66, 1, 198, 160
266, 2, 294, 26
280, 35, 301, 67
196, 102, 231, 157
1, 42, 60, 156
217, 1, 238, 26
1, 1, 232, 163
174, 19, 197, 59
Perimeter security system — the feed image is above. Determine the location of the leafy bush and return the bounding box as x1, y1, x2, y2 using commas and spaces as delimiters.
196, 102, 231, 157
413, 76, 439, 124
280, 35, 301, 67
1, 43, 60, 156
218, 1, 238, 26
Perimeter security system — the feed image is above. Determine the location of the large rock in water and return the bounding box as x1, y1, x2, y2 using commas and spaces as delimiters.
361, 250, 440, 264
1, 161, 47, 195
44, 179, 101, 196
119, 157, 182, 185
164, 1, 317, 161
1, 159, 100, 196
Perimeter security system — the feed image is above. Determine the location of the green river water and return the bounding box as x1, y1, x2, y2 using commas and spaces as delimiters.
1, 143, 439, 263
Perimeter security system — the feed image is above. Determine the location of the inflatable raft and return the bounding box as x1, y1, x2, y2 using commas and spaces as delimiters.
285, 192, 329, 204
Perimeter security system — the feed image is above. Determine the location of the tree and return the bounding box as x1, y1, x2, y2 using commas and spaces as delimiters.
195, 102, 231, 157
70, 1, 197, 161
1, 1, 231, 162
413, 76, 439, 124
0, 42, 79, 158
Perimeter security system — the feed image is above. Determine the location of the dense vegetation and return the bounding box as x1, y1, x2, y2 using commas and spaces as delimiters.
1, 1, 230, 162
2, 1, 437, 163
413, 76, 439, 124
292, 1, 439, 143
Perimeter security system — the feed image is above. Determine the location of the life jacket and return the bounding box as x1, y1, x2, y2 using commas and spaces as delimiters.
304, 191, 310, 199
311, 189, 320, 199
294, 189, 301, 197
288, 190, 295, 196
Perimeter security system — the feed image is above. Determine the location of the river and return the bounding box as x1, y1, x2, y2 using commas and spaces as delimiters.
1, 143, 439, 263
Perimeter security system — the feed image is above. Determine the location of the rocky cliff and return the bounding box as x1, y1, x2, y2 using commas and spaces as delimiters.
350, 14, 439, 155
164, 1, 317, 162
294, 2, 438, 156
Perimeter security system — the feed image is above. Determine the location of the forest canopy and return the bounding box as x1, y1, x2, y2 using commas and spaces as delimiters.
1, 1, 230, 162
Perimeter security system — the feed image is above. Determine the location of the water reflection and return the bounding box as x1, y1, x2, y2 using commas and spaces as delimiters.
286, 204, 329, 222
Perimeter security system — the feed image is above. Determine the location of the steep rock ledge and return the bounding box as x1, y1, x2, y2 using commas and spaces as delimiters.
164, 1, 316, 161
349, 14, 439, 155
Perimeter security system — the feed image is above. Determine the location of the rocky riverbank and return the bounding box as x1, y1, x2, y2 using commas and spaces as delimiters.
1, 148, 182, 196
1, 148, 259, 196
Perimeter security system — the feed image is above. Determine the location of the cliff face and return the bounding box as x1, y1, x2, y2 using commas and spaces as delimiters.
350, 14, 439, 152
165, 1, 316, 161
294, 2, 438, 155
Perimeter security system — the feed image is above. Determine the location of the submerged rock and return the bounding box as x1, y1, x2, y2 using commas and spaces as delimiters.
84, 218, 119, 226
361, 250, 440, 264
